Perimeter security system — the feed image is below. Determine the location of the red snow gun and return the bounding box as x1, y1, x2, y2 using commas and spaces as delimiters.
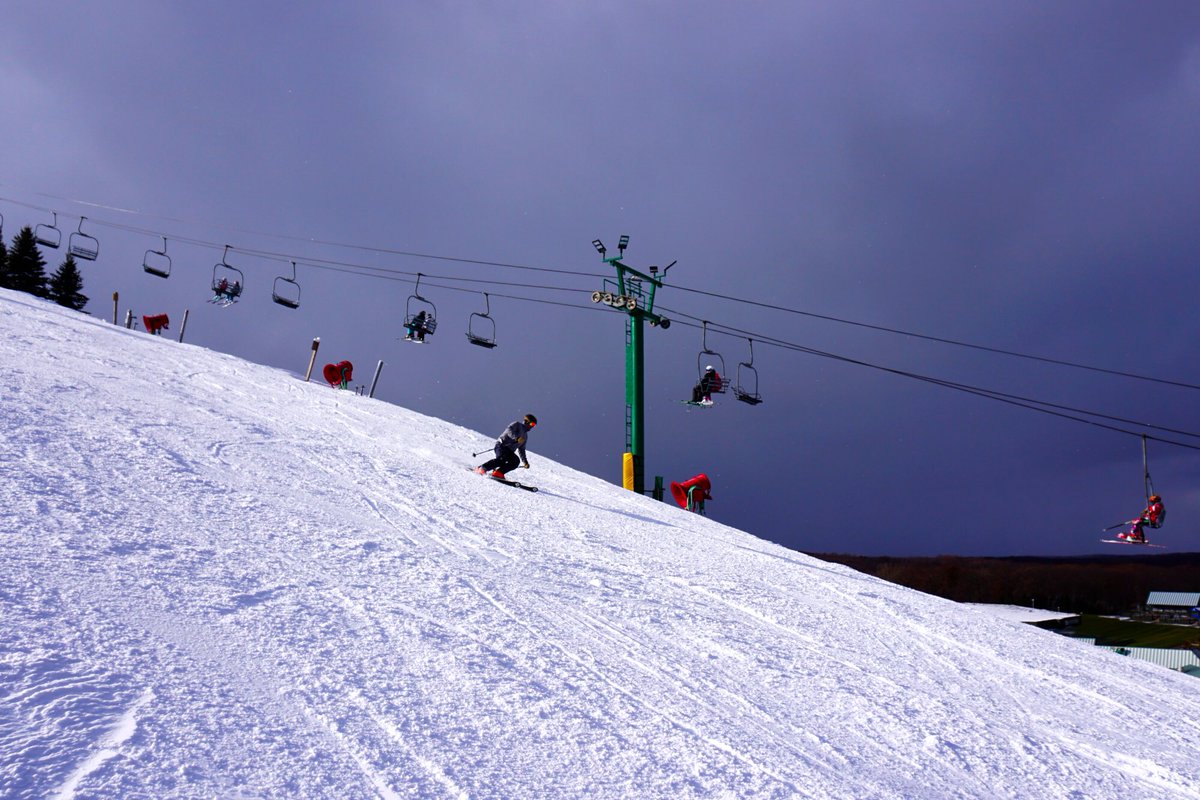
670, 473, 712, 510
322, 360, 353, 388
142, 313, 170, 335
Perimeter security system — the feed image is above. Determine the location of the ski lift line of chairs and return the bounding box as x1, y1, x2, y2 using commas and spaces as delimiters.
69, 216, 100, 261
466, 292, 497, 348
403, 272, 437, 341
696, 321, 728, 394
272, 260, 301, 309
35, 211, 61, 249
734, 338, 763, 405
211, 245, 244, 304
143, 236, 171, 279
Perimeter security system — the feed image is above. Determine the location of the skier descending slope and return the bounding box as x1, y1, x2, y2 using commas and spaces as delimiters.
475, 413, 538, 482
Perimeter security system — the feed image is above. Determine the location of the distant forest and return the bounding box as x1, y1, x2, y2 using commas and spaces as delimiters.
808, 552, 1200, 616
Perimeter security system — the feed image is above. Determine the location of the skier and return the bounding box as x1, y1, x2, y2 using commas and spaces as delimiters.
1118, 494, 1165, 543
475, 414, 537, 479
692, 365, 722, 405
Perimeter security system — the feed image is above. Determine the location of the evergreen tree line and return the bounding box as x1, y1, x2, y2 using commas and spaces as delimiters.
0, 226, 88, 310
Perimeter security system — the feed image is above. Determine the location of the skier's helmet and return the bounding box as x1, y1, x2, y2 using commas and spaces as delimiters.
705, 365, 714, 372
525, 413, 538, 427
1149, 494, 1161, 503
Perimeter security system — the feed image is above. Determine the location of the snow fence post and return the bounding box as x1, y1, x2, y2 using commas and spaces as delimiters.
304, 337, 320, 382
368, 360, 384, 398
177, 309, 189, 343
124, 309, 134, 329
111, 291, 119, 325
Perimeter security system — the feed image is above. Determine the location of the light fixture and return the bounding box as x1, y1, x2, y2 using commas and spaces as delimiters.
592, 239, 607, 256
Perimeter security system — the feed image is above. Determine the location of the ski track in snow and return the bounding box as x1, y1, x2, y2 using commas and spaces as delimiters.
3, 290, 1200, 799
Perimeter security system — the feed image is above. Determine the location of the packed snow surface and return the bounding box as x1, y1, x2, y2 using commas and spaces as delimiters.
2, 287, 1200, 799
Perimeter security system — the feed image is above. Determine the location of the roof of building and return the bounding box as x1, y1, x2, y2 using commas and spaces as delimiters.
1146, 592, 1200, 607
1103, 646, 1200, 671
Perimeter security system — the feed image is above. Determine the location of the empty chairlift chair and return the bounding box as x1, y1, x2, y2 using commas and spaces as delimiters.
466, 292, 497, 348
733, 338, 763, 405
68, 216, 100, 261
34, 211, 62, 249
272, 261, 301, 309
143, 236, 172, 279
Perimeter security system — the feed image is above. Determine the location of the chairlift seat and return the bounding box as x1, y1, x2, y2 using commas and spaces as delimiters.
67, 217, 99, 260
272, 277, 301, 309
734, 361, 762, 405
69, 235, 99, 261
34, 225, 61, 249
467, 332, 497, 349
144, 254, 171, 278
466, 309, 497, 348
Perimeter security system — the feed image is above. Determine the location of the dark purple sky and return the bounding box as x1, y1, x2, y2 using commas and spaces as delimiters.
3, 2, 1198, 556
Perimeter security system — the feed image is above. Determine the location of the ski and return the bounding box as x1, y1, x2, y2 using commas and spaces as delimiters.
490, 476, 538, 492
680, 400, 714, 409
1100, 539, 1166, 548
469, 468, 538, 491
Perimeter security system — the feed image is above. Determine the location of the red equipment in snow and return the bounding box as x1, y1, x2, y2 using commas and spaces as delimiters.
670, 473, 712, 513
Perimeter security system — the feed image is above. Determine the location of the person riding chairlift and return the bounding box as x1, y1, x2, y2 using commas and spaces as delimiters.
1118, 494, 1165, 543
405, 310, 430, 342
692, 365, 721, 404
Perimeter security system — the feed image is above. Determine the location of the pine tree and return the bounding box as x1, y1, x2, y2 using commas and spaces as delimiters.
48, 254, 89, 311
0, 236, 8, 289
5, 227, 50, 298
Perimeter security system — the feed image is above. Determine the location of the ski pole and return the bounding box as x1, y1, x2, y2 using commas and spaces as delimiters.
1103, 519, 1134, 531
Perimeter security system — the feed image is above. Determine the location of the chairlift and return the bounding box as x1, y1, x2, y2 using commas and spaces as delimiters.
68, 216, 100, 261
403, 272, 437, 340
272, 260, 301, 309
34, 212, 61, 249
211, 245, 244, 302
466, 292, 497, 349
143, 236, 172, 278
696, 321, 727, 393
734, 338, 763, 405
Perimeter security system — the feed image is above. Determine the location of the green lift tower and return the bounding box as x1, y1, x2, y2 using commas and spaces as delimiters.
591, 236, 672, 495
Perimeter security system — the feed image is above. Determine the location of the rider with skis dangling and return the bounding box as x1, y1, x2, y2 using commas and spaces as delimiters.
1119, 494, 1165, 543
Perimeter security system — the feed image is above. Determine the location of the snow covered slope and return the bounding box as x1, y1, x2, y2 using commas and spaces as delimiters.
2, 287, 1199, 800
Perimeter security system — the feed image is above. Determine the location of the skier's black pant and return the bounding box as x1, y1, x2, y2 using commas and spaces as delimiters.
480, 444, 520, 475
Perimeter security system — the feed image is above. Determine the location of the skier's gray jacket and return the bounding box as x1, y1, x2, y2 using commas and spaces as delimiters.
496, 420, 531, 461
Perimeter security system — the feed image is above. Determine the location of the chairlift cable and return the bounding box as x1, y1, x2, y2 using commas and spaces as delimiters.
662, 316, 1200, 450
3, 186, 1196, 391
